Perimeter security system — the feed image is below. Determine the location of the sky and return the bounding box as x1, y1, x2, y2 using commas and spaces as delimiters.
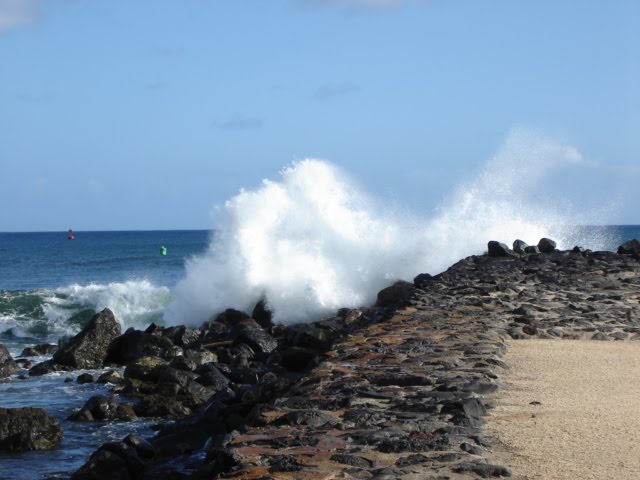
1, 0, 638, 231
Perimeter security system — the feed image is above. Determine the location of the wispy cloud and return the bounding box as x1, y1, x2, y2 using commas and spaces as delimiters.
0, 0, 38, 33
296, 0, 428, 12
314, 82, 361, 100
219, 114, 264, 131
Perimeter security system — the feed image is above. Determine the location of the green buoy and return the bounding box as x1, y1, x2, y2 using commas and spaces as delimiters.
160, 245, 167, 256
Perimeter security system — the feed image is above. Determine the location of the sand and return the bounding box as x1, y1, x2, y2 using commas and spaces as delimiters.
487, 339, 640, 480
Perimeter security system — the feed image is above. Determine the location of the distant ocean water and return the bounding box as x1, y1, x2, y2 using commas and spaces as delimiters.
0, 225, 639, 479
0, 230, 209, 479
0, 230, 209, 345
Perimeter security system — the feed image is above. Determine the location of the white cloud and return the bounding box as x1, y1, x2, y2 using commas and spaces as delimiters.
0, 0, 38, 33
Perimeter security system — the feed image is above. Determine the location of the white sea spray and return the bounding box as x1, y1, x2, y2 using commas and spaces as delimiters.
166, 129, 615, 327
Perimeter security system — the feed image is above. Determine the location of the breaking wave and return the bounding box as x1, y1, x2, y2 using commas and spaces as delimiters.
0, 280, 171, 341
166, 129, 616, 326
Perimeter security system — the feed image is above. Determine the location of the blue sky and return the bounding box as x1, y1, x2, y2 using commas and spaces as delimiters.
1, 0, 638, 231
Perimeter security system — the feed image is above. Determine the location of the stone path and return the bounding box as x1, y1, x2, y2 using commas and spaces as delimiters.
214, 249, 640, 479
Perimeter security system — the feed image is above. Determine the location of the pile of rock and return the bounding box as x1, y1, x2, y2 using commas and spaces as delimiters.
2, 236, 639, 479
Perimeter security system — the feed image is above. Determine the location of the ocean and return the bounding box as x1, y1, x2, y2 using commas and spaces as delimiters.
0, 221, 639, 478
0, 230, 209, 480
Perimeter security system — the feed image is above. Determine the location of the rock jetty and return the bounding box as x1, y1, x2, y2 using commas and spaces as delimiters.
11, 237, 640, 478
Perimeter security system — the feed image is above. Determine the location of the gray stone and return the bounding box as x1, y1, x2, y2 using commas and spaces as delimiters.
0, 344, 18, 378
0, 407, 63, 451
53, 308, 121, 369
487, 241, 513, 257
537, 238, 557, 253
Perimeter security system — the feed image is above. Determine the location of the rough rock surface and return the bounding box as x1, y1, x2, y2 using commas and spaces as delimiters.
69, 238, 640, 479
0, 407, 63, 451
52, 308, 122, 369
0, 343, 18, 378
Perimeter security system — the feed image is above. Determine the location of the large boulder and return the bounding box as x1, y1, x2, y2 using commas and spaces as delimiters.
487, 241, 513, 257
618, 239, 640, 256
53, 308, 121, 369
537, 237, 557, 253
71, 441, 144, 480
512, 239, 529, 254
251, 299, 273, 329
20, 343, 58, 357
106, 328, 174, 365
0, 344, 18, 378
234, 320, 278, 354
69, 395, 136, 422
376, 281, 415, 307
0, 407, 63, 451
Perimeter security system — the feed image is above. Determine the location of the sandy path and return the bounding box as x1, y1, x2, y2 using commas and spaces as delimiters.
487, 339, 640, 480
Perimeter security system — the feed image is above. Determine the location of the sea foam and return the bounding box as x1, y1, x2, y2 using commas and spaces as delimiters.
165, 129, 614, 327
0, 281, 171, 341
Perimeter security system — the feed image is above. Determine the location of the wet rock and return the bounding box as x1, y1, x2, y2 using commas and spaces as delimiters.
278, 346, 318, 372
53, 308, 121, 369
618, 239, 640, 256
204, 447, 244, 474
234, 319, 278, 354
97, 369, 125, 384
195, 364, 230, 390
77, 373, 95, 384
376, 280, 414, 307
251, 299, 273, 329
69, 239, 640, 480
69, 394, 136, 422
522, 324, 538, 335
413, 272, 433, 287
214, 309, 251, 327
165, 326, 201, 349
134, 395, 192, 419
28, 360, 72, 377
0, 407, 63, 451
537, 237, 557, 253
71, 441, 144, 480
487, 241, 513, 257
124, 356, 167, 383
20, 343, 58, 357
123, 434, 156, 460
512, 239, 529, 254
106, 328, 174, 365
0, 343, 18, 378
14, 358, 32, 369
287, 324, 334, 351
524, 245, 540, 254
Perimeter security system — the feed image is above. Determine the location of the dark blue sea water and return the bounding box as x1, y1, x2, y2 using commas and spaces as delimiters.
0, 230, 209, 344
0, 230, 209, 480
0, 226, 638, 479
